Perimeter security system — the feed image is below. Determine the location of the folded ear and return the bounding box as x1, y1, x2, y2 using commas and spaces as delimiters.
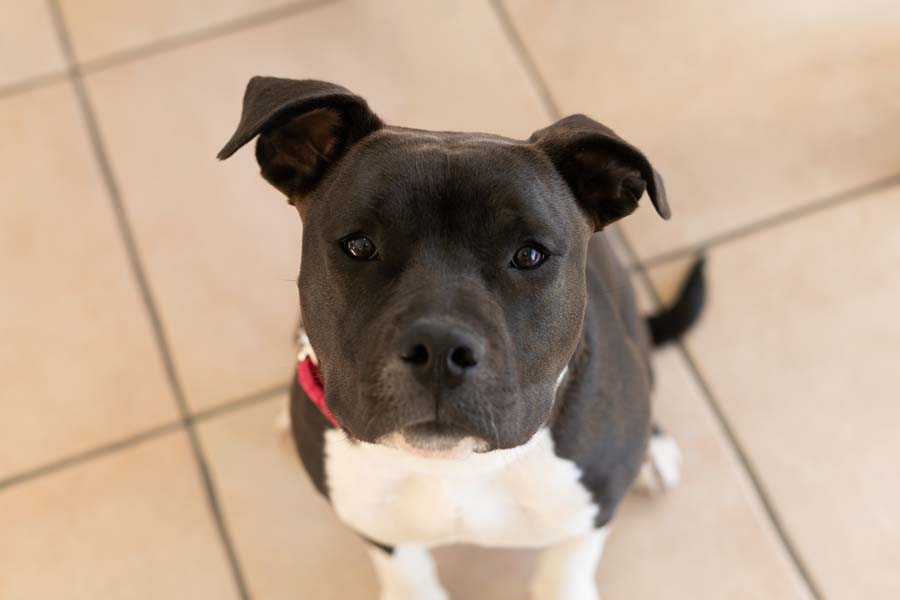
217, 77, 383, 203
529, 114, 670, 230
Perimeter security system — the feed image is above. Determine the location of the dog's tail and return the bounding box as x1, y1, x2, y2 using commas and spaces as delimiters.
646, 257, 706, 346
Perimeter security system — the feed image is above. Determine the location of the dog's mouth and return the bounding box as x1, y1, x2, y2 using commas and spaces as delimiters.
383, 420, 490, 459
403, 421, 468, 448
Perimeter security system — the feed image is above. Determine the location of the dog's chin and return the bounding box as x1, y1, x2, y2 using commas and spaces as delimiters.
379, 422, 490, 459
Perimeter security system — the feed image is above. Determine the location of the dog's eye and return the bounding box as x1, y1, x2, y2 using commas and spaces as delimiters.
511, 245, 547, 270
342, 236, 378, 260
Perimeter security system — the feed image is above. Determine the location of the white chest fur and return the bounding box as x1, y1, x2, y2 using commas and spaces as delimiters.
324, 428, 598, 549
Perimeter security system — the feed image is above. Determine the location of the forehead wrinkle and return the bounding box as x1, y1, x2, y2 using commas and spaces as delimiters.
450, 150, 561, 239
339, 151, 427, 218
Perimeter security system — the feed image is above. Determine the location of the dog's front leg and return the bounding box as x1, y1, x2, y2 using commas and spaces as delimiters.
368, 544, 449, 600
530, 527, 609, 600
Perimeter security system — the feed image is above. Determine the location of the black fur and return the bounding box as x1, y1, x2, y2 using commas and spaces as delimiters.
218, 77, 382, 200
549, 235, 653, 527
289, 375, 332, 499
647, 257, 707, 346
530, 114, 671, 227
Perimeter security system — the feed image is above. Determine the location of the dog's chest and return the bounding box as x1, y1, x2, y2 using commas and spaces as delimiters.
324, 428, 598, 548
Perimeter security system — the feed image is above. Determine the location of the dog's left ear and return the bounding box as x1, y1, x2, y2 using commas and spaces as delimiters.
217, 77, 383, 204
530, 114, 670, 230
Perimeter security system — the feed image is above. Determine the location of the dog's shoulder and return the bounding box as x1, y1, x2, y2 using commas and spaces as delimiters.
549, 234, 653, 526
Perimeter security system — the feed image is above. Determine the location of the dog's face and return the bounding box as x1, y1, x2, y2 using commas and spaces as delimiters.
298, 131, 591, 453
219, 78, 669, 454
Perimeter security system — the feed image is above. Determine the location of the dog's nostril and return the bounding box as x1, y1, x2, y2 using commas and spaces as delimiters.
449, 346, 478, 370
402, 344, 430, 366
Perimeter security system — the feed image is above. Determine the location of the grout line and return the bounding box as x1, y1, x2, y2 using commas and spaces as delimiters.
487, 0, 561, 120
0, 70, 69, 100
42, 14, 187, 417
619, 235, 826, 600
0, 422, 183, 493
492, 5, 825, 598
192, 382, 289, 424
0, 0, 337, 102
0, 381, 288, 496
639, 170, 900, 269
679, 347, 825, 600
46, 3, 250, 598
78, 0, 337, 75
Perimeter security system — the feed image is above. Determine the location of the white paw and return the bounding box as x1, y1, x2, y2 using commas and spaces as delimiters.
531, 577, 599, 600
380, 587, 448, 600
371, 546, 449, 600
378, 575, 449, 600
634, 432, 682, 495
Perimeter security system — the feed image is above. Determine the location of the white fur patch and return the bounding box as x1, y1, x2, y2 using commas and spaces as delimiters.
325, 428, 598, 549
634, 432, 682, 495
369, 545, 448, 600
531, 527, 609, 600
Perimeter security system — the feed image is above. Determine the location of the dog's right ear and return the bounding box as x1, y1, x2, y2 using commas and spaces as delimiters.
217, 77, 383, 204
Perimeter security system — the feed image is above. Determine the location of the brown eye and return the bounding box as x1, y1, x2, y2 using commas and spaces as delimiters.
511, 245, 547, 270
342, 236, 377, 260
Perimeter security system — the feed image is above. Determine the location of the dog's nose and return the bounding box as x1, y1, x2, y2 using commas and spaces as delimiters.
398, 321, 482, 388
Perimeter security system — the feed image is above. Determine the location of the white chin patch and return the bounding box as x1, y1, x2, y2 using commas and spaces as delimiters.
381, 432, 489, 460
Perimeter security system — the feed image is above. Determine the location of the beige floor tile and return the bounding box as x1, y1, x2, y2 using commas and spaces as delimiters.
199, 345, 809, 599
0, 83, 176, 478
197, 397, 379, 600
0, 0, 65, 88
647, 186, 900, 599
503, 0, 900, 259
598, 348, 811, 600
0, 431, 239, 599
83, 0, 548, 410
57, 0, 298, 64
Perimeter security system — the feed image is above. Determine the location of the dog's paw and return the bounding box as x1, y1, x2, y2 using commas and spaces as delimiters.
380, 587, 448, 600
531, 577, 599, 600
371, 545, 449, 600
633, 431, 682, 495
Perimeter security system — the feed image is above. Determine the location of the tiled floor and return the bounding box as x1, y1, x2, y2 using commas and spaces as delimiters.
2, 1, 898, 598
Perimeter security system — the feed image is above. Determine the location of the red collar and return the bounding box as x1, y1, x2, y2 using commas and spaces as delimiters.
296, 357, 339, 428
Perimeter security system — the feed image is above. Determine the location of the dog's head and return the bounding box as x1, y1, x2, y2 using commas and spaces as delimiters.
219, 77, 669, 455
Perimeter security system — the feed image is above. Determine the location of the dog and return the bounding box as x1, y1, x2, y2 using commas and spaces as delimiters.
218, 77, 705, 600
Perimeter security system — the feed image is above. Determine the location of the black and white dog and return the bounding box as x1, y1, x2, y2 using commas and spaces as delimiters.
218, 77, 705, 600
